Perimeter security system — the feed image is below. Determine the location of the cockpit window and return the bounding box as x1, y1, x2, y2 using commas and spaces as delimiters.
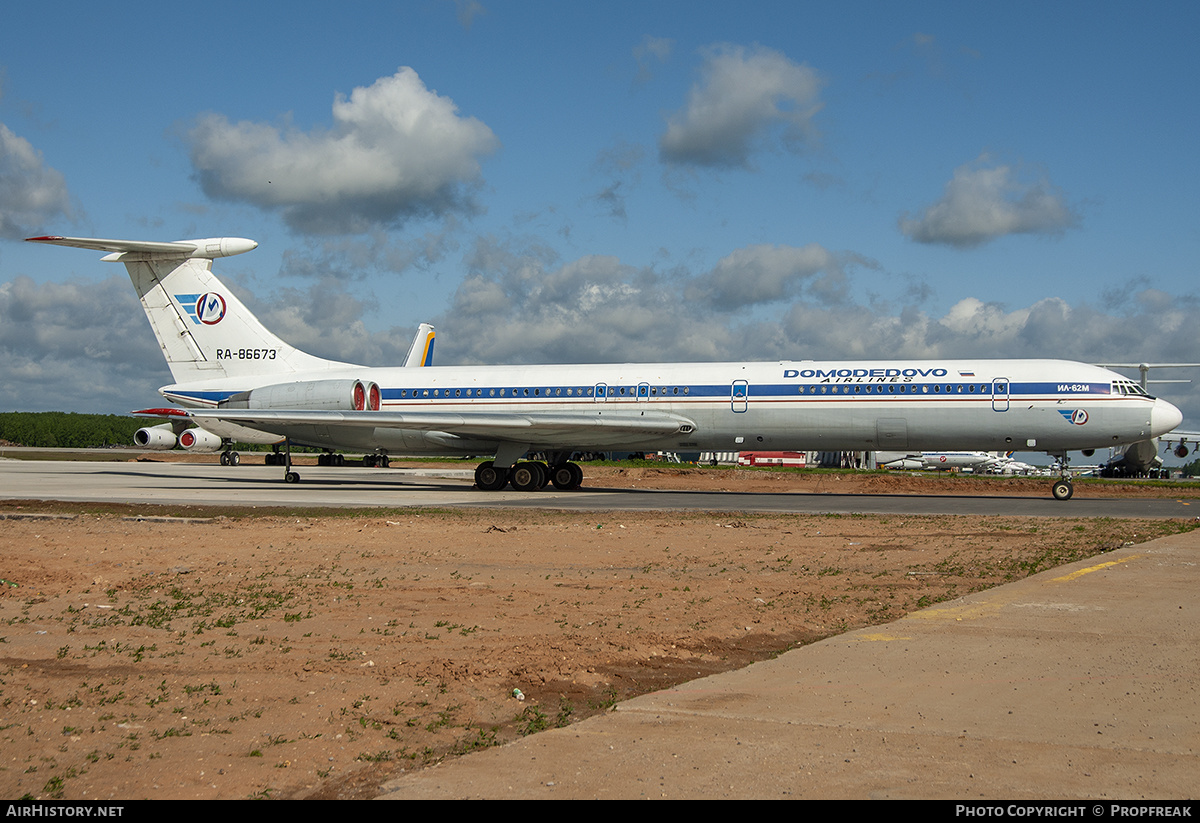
1113, 380, 1151, 398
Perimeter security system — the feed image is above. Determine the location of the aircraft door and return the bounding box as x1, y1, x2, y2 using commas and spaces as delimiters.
637, 382, 650, 401
594, 383, 608, 402
991, 378, 1010, 412
731, 379, 749, 413
876, 418, 908, 449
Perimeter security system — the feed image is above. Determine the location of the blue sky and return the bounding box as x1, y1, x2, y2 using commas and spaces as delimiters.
1, 1, 1198, 458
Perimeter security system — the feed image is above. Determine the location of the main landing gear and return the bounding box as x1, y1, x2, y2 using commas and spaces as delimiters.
474, 460, 584, 492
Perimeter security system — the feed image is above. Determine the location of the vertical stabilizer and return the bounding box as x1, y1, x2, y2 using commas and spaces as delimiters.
27, 235, 358, 384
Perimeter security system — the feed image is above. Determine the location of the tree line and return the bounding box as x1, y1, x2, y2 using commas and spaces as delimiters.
0, 412, 158, 449
0, 411, 317, 453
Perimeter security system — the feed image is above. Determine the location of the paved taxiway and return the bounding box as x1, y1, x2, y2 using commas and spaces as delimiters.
0, 459, 1194, 517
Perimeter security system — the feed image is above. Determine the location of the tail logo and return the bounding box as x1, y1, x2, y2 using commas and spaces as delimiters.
195, 293, 227, 325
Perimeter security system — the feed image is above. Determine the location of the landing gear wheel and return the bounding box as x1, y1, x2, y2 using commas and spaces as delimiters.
363, 454, 376, 468
474, 461, 508, 491
229, 451, 240, 466
550, 462, 583, 490
509, 461, 545, 492
284, 471, 301, 484
1051, 479, 1073, 500
220, 452, 229, 466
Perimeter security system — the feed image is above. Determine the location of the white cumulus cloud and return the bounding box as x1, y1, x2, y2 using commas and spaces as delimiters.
899, 157, 1078, 248
684, 243, 853, 310
659, 45, 823, 169
187, 68, 499, 234
0, 275, 165, 412
0, 123, 74, 239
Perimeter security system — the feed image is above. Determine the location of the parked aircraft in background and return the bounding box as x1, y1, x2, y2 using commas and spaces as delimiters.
988, 455, 1043, 476
878, 450, 1046, 475
28, 235, 1185, 500
877, 450, 1006, 472
1095, 363, 1200, 477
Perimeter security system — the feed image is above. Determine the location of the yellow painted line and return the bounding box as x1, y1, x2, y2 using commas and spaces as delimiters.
1052, 555, 1140, 583
850, 632, 912, 642
907, 553, 1144, 624
907, 600, 1007, 622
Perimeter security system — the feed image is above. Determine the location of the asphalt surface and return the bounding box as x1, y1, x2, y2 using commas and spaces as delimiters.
0, 458, 1195, 517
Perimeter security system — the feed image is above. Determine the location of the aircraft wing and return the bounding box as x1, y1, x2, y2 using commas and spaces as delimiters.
188, 408, 695, 447
1159, 430, 1200, 459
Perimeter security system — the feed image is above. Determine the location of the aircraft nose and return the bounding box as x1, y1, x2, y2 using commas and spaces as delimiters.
1151, 397, 1183, 437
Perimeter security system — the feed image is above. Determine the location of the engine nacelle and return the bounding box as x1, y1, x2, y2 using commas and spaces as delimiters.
181, 237, 258, 259
178, 427, 224, 453
880, 458, 923, 470
220, 379, 381, 411
1175, 444, 1189, 458
134, 423, 177, 450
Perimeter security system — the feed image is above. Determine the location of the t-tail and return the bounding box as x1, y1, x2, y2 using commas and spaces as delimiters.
26, 235, 357, 384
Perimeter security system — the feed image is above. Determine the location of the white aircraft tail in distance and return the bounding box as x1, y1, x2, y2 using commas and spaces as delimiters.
404, 323, 436, 369
28, 234, 1186, 500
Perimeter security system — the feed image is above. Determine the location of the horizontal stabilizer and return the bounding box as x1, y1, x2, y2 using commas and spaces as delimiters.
26, 235, 257, 260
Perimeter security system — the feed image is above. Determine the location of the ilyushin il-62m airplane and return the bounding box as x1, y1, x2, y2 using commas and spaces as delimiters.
28, 234, 1184, 501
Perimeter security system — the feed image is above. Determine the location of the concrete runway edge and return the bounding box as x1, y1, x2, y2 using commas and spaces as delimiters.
378, 531, 1199, 799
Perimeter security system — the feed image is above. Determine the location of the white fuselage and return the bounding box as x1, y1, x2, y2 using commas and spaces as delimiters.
167, 358, 1182, 457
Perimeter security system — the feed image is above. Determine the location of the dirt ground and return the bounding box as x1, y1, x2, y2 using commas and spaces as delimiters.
1, 462, 1197, 800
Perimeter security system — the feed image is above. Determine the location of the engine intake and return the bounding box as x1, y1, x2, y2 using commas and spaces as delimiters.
178, 428, 223, 452
134, 423, 177, 449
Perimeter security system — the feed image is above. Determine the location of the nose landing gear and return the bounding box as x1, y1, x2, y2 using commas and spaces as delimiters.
1051, 477, 1074, 500
1049, 451, 1074, 500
